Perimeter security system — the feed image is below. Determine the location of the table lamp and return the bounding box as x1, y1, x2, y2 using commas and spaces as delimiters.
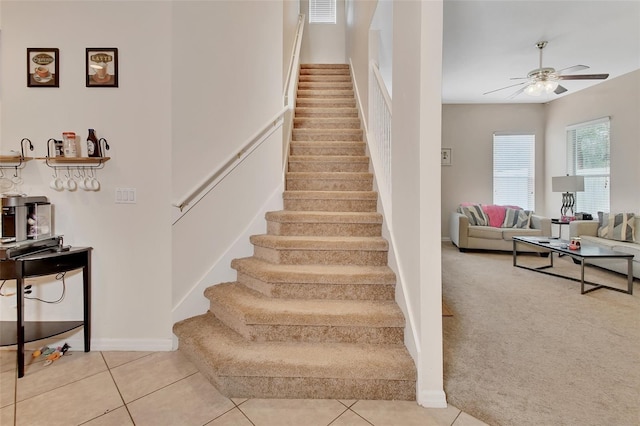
552, 175, 585, 220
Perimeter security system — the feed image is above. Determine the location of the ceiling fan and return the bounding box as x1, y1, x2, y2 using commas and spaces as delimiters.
484, 41, 610, 98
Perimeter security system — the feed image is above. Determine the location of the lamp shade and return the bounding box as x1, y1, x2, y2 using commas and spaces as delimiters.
552, 175, 585, 192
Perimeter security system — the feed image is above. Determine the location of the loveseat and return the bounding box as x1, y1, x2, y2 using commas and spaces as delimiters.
570, 213, 640, 279
450, 203, 551, 253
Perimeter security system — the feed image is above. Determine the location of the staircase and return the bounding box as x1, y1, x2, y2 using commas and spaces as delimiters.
173, 64, 416, 400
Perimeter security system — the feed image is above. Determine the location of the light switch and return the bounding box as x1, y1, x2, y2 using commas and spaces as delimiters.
115, 188, 136, 204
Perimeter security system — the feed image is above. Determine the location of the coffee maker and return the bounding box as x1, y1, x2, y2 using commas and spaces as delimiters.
1, 195, 52, 244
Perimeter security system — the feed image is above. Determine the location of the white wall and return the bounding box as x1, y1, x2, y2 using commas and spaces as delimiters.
441, 104, 546, 237
1, 1, 173, 350
370, 0, 392, 94
345, 0, 376, 122
283, 0, 301, 88
171, 1, 285, 320
544, 70, 640, 216
172, 1, 284, 201
300, 0, 346, 63
393, 0, 445, 407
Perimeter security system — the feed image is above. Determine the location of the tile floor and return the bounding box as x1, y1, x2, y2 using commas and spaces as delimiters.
0, 349, 487, 426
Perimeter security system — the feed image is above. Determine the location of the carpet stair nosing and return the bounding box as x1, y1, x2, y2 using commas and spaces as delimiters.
174, 313, 416, 381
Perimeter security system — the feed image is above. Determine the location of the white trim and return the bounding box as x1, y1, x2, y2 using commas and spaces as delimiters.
566, 116, 610, 131
416, 389, 448, 408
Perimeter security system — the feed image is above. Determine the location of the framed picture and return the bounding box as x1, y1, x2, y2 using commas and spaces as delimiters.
441, 148, 452, 166
27, 48, 59, 87
86, 48, 118, 87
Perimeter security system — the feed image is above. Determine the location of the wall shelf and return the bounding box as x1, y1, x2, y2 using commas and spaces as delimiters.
0, 138, 34, 171
43, 137, 111, 170
38, 156, 111, 169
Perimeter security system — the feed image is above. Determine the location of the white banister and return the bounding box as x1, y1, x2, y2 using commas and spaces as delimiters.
368, 61, 393, 222
284, 14, 305, 106
172, 107, 287, 223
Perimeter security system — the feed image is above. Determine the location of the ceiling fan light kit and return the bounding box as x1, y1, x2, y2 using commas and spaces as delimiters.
485, 40, 609, 99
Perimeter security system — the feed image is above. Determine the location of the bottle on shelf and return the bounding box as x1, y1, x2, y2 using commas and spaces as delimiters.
86, 129, 101, 157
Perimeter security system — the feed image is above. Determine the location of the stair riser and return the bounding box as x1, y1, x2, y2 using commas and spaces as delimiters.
295, 99, 356, 108
253, 246, 388, 266
295, 108, 358, 118
204, 375, 416, 400
297, 90, 354, 98
299, 75, 352, 82
292, 130, 363, 141
290, 145, 365, 156
209, 298, 402, 345
286, 179, 373, 191
236, 273, 395, 300
297, 82, 353, 90
267, 222, 381, 237
283, 198, 377, 212
301, 64, 350, 69
288, 162, 369, 173
294, 119, 361, 129
299, 69, 350, 76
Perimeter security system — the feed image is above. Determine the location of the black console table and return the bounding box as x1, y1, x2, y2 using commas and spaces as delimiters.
0, 247, 92, 377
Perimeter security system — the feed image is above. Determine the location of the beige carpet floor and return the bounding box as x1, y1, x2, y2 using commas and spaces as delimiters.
442, 242, 639, 426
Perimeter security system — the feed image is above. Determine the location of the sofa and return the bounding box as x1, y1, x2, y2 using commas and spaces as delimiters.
450, 203, 551, 253
570, 213, 640, 279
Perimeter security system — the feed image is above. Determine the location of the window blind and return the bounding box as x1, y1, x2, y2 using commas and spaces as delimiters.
493, 133, 535, 210
566, 117, 610, 215
309, 0, 336, 24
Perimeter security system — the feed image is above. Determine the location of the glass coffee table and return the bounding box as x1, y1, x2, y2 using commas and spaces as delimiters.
512, 236, 634, 295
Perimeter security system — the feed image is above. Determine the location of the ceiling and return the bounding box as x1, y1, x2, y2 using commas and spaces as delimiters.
442, 0, 640, 104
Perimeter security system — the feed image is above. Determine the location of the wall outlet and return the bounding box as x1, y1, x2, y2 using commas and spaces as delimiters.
115, 188, 136, 204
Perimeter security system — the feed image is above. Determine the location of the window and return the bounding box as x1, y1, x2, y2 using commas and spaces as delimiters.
566, 117, 610, 215
493, 133, 535, 210
309, 0, 336, 24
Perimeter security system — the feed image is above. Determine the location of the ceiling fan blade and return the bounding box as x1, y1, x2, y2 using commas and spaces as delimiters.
559, 73, 609, 80
507, 85, 528, 99
483, 81, 527, 95
554, 85, 568, 95
556, 65, 589, 75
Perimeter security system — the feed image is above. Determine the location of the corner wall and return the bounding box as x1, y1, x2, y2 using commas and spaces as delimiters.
300, 0, 346, 63
544, 70, 640, 216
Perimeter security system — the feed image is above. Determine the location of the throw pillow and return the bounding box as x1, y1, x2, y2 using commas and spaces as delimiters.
458, 204, 489, 226
597, 212, 635, 242
502, 208, 532, 228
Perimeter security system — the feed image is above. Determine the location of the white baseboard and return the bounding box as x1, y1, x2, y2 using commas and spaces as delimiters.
417, 389, 448, 408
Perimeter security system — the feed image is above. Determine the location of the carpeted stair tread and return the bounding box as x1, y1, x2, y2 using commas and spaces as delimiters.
290, 141, 366, 156
294, 117, 361, 129
295, 98, 357, 107
174, 312, 416, 381
293, 128, 363, 141
231, 257, 396, 301
297, 82, 353, 90
282, 190, 378, 212
266, 210, 381, 224
300, 64, 350, 69
231, 257, 395, 285
295, 107, 358, 117
205, 283, 405, 327
288, 156, 369, 172
250, 234, 388, 251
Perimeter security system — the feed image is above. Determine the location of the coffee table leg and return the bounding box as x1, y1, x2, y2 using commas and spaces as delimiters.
581, 259, 586, 294
628, 258, 633, 295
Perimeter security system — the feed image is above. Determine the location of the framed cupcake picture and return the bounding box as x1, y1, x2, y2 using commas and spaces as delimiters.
27, 48, 59, 87
86, 48, 119, 87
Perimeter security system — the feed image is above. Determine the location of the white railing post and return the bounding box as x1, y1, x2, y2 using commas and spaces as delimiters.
368, 61, 393, 223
